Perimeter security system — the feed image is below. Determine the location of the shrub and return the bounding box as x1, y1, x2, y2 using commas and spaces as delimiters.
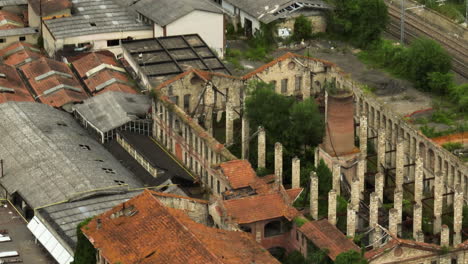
427, 72, 454, 95
442, 142, 463, 152
292, 15, 313, 41
71, 218, 96, 264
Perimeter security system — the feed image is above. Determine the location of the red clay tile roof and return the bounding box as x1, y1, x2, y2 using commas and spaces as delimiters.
156, 68, 241, 90
71, 52, 137, 95
219, 160, 257, 189
0, 10, 24, 29
0, 64, 34, 103
28, 0, 72, 16
300, 219, 360, 261
0, 42, 43, 67
83, 190, 279, 264
223, 191, 300, 224
20, 57, 88, 107
242, 52, 335, 80
364, 236, 442, 261
286, 188, 303, 202
71, 52, 119, 78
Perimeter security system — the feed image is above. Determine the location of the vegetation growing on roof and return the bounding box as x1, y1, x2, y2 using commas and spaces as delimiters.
71, 217, 96, 264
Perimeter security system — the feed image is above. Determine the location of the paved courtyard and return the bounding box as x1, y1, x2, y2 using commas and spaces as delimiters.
0, 201, 55, 264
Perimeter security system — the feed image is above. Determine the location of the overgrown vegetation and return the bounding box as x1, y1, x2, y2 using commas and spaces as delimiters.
293, 15, 313, 41
243, 81, 324, 185
442, 142, 463, 152
415, 0, 467, 22
327, 0, 388, 48
334, 249, 368, 264
71, 218, 96, 264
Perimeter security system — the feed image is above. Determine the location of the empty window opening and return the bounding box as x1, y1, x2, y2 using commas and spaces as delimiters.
19, 36, 26, 41
90, 22, 97, 26
281, 79, 288, 94
79, 144, 91, 150
57, 122, 68, 127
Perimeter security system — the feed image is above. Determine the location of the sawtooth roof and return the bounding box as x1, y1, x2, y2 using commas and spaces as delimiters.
129, 0, 222, 26
83, 190, 280, 264
43, 0, 150, 39
73, 91, 151, 133
0, 63, 33, 103
20, 57, 88, 107
0, 101, 143, 209
0, 42, 43, 67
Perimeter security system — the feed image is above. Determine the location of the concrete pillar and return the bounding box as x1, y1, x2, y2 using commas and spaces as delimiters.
257, 126, 266, 169
357, 156, 366, 195
394, 190, 403, 235
454, 185, 464, 246
225, 101, 234, 146
351, 176, 361, 208
310, 171, 319, 220
377, 129, 386, 173
256, 230, 261, 243
332, 163, 341, 196
389, 208, 398, 236
204, 85, 214, 136
375, 172, 384, 204
414, 155, 423, 205
369, 192, 381, 245
441, 224, 450, 247
413, 203, 423, 242
347, 204, 356, 237
328, 189, 337, 226
292, 157, 300, 188
241, 116, 250, 159
395, 138, 405, 192
359, 116, 368, 156
275, 143, 283, 185
434, 172, 443, 234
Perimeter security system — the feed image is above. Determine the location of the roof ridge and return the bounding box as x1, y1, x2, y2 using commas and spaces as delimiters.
145, 190, 226, 264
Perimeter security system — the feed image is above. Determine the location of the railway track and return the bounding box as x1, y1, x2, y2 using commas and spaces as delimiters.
385, 2, 468, 78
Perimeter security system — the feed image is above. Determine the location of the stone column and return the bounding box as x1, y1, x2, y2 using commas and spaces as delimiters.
351, 176, 361, 208
377, 129, 386, 173
328, 189, 337, 226
275, 143, 283, 185
375, 172, 384, 203
225, 101, 234, 146
389, 208, 399, 235
395, 138, 405, 191
332, 164, 341, 196
414, 155, 423, 205
204, 85, 214, 135
310, 171, 319, 220
454, 185, 464, 246
434, 172, 443, 234
359, 116, 368, 156
441, 224, 450, 247
292, 157, 300, 188
314, 147, 319, 168
347, 204, 356, 237
357, 156, 366, 195
413, 203, 423, 242
241, 116, 250, 159
369, 192, 381, 244
256, 230, 262, 243
394, 190, 403, 235
257, 126, 266, 169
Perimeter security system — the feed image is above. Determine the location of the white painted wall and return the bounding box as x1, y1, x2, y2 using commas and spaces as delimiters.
163, 10, 224, 58
0, 32, 38, 50
42, 27, 153, 57
154, 23, 163, 37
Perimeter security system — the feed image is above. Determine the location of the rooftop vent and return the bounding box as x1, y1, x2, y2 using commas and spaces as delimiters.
0, 73, 6, 79
0, 87, 14, 93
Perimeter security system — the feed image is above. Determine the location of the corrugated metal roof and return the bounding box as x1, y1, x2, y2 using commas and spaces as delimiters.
0, 101, 144, 209
73, 91, 151, 133
44, 0, 150, 39
0, 27, 37, 37
0, 0, 27, 6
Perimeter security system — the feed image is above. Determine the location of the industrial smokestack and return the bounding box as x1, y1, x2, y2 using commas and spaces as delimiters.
322, 91, 355, 156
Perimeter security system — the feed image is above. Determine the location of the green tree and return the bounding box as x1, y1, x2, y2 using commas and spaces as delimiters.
335, 250, 367, 264
316, 159, 332, 196
405, 38, 451, 89
71, 218, 96, 264
293, 15, 313, 41
329, 0, 388, 47
427, 72, 454, 95
288, 98, 324, 151
282, 251, 307, 264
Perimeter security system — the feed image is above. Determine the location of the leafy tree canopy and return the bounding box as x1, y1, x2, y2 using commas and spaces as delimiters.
335, 250, 367, 264
329, 0, 388, 47
293, 15, 313, 41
